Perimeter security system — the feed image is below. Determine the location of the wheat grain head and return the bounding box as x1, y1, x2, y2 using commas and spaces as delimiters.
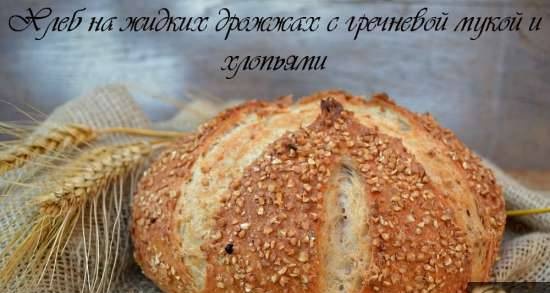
35, 142, 152, 214
0, 124, 97, 176
0, 141, 155, 292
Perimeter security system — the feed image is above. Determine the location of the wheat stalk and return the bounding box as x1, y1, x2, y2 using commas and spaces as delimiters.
506, 207, 550, 217
0, 141, 162, 292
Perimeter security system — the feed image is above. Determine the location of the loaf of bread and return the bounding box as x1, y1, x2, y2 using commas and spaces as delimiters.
131, 90, 506, 293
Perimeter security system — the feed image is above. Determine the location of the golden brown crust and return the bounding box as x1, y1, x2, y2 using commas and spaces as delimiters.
131, 90, 506, 293
350, 92, 505, 282
131, 134, 198, 292
131, 100, 278, 292
417, 113, 505, 278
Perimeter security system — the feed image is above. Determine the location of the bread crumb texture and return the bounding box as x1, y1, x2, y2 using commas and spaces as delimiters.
132, 90, 505, 293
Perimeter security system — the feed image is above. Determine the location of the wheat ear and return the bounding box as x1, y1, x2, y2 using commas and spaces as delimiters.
0, 124, 97, 176
0, 141, 159, 291
0, 124, 185, 176
35, 142, 153, 214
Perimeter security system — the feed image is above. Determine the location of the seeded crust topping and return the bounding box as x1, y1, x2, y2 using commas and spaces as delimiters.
202, 99, 470, 293
132, 100, 279, 292
131, 91, 506, 293
132, 134, 199, 292
418, 114, 506, 278
419, 114, 505, 232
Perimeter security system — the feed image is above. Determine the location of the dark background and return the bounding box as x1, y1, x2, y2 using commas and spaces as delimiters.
0, 0, 548, 173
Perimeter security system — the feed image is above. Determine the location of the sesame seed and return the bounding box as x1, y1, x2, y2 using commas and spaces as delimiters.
212, 231, 222, 241
298, 251, 309, 263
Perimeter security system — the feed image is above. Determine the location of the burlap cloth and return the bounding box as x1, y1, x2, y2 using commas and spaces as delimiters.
0, 85, 548, 293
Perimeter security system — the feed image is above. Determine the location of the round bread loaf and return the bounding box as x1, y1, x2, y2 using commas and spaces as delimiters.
131, 90, 506, 293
